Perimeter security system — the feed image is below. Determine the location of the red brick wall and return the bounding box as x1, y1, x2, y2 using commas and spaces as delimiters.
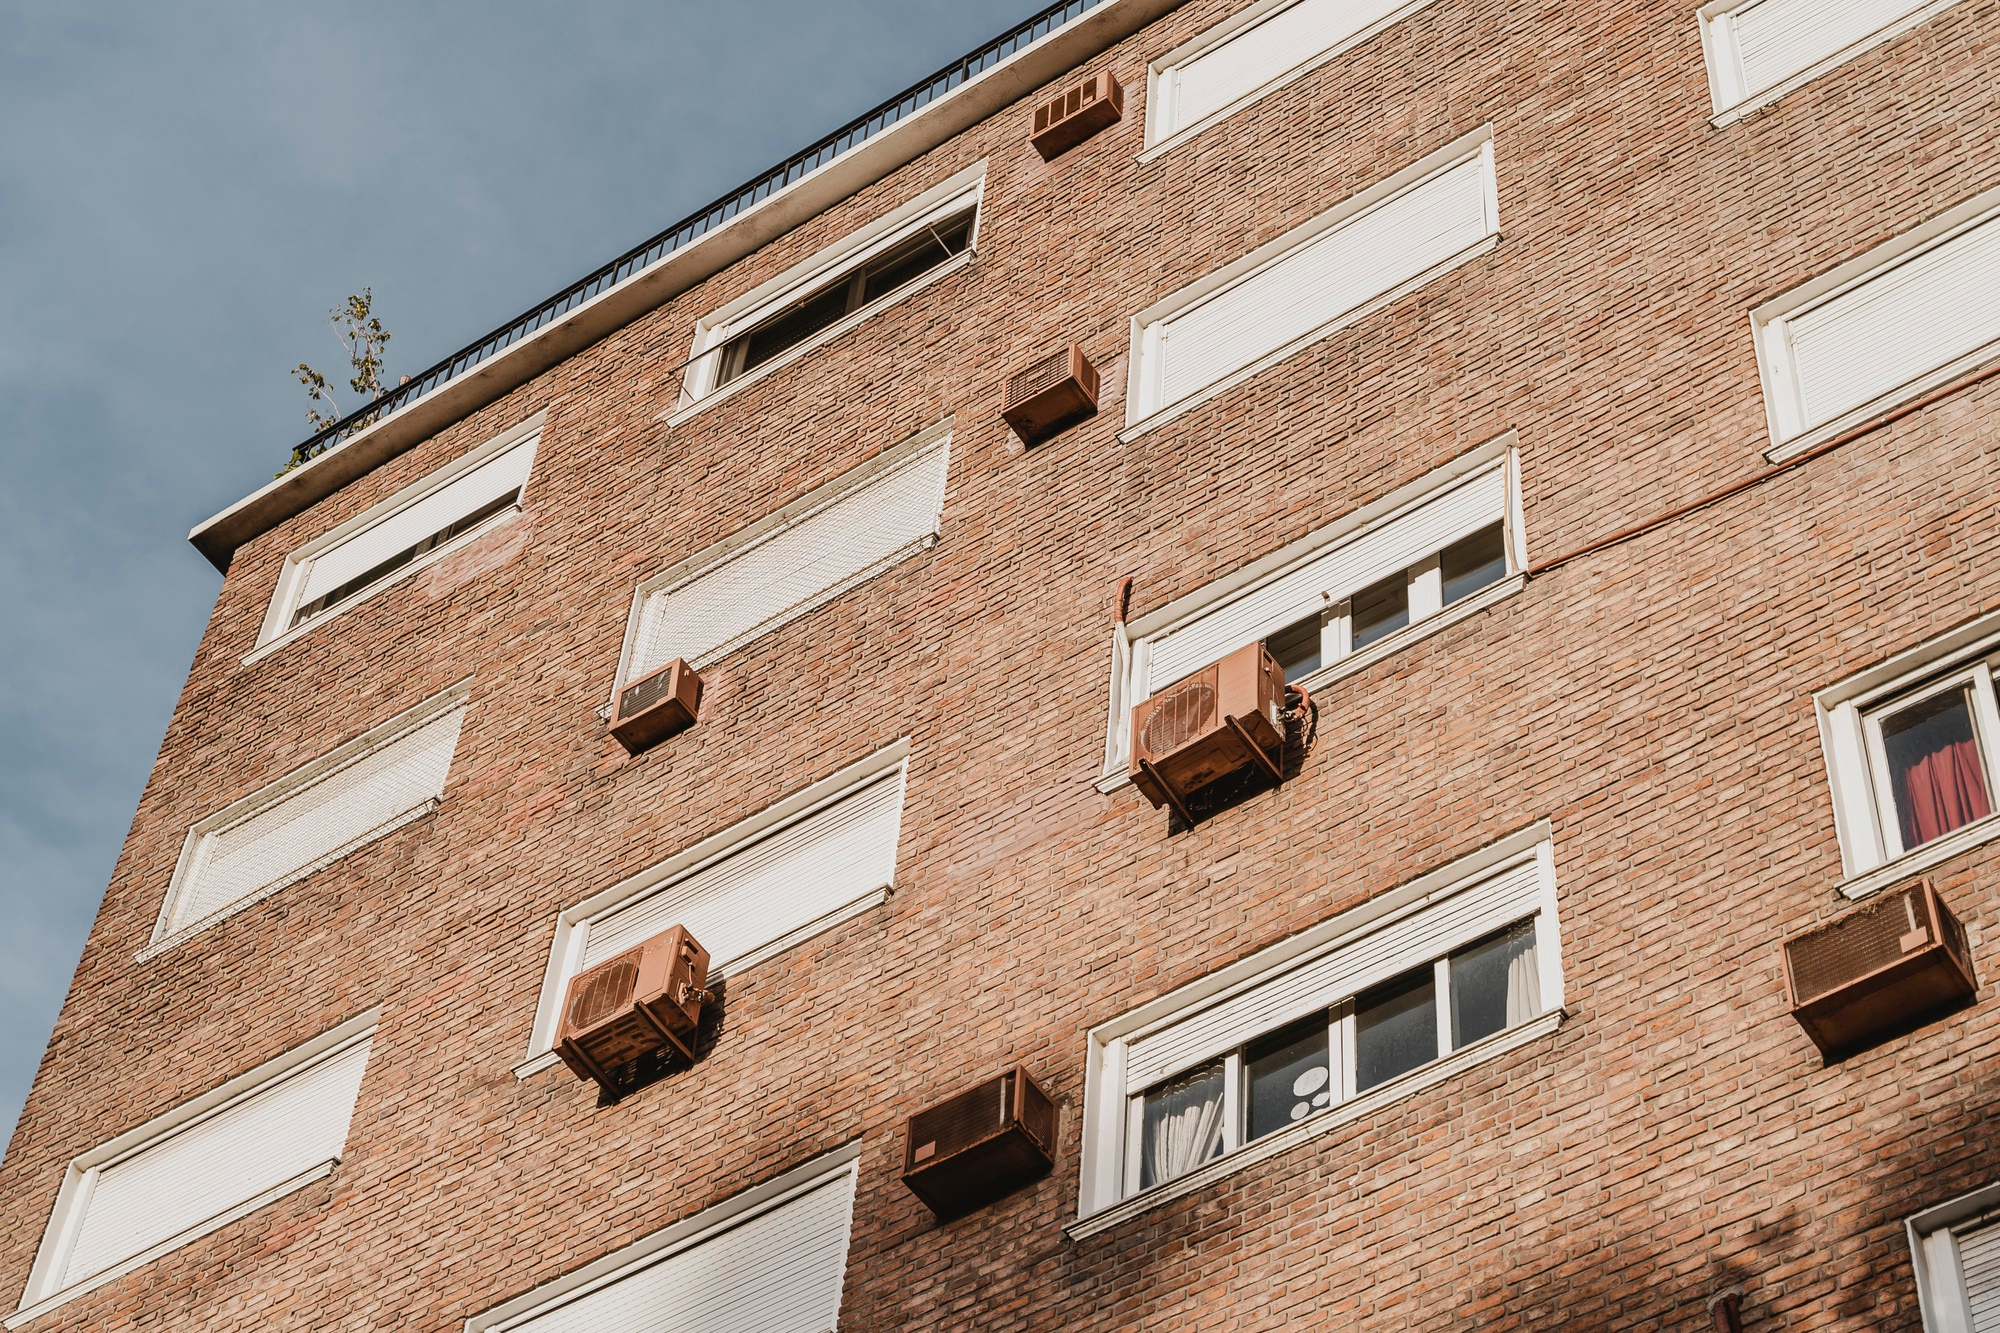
4, 0, 1998, 1326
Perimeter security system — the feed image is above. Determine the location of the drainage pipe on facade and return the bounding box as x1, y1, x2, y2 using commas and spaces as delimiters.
1525, 360, 2000, 582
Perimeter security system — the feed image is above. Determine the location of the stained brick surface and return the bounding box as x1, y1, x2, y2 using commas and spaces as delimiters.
4, 0, 1999, 1327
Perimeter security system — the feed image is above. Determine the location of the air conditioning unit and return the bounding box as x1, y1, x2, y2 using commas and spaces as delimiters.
901, 1067, 1057, 1220
555, 926, 712, 1090
1129, 640, 1287, 820
1029, 70, 1124, 160
610, 658, 702, 754
1783, 878, 1975, 1059
1001, 346, 1100, 444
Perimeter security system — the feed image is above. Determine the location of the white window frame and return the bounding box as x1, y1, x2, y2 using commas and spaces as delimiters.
514, 741, 908, 1078
1121, 127, 1498, 440
1752, 183, 2000, 462
611, 419, 951, 695
463, 1142, 860, 1333
251, 413, 544, 661
8, 1011, 378, 1329
1071, 824, 1563, 1238
667, 162, 986, 425
1140, 0, 1442, 162
1699, 0, 1966, 127
1909, 1181, 2000, 1333
140, 682, 472, 961
1815, 606, 2000, 898
1096, 435, 1526, 792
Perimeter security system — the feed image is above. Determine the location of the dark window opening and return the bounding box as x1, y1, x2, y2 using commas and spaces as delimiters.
1268, 616, 1323, 681
1350, 572, 1411, 652
293, 488, 522, 627
1440, 522, 1508, 606
717, 209, 975, 385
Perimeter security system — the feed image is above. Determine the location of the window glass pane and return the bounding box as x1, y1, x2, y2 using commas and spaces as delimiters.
1350, 572, 1410, 650
1267, 616, 1322, 681
1138, 1061, 1226, 1190
1355, 966, 1437, 1092
1881, 686, 1992, 849
1440, 523, 1507, 606
1244, 1012, 1331, 1141
1448, 920, 1540, 1049
860, 211, 973, 305
727, 282, 856, 380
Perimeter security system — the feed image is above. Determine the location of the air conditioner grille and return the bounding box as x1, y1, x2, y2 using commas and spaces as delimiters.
1141, 679, 1218, 757
619, 668, 679, 721
567, 953, 641, 1031
1005, 351, 1073, 410
1789, 884, 1924, 1004
909, 1072, 1012, 1166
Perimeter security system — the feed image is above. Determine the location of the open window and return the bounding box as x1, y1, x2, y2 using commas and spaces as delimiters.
1074, 827, 1562, 1233
257, 416, 540, 652
1816, 608, 2000, 891
1099, 438, 1524, 790
672, 164, 984, 419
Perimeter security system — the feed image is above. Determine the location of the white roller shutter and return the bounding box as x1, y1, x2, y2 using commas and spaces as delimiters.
56, 1030, 371, 1293
1161, 0, 1428, 138
629, 437, 949, 678
158, 699, 466, 945
296, 434, 537, 606
1146, 144, 1495, 417
1963, 1218, 2000, 1331
1143, 461, 1505, 691
581, 768, 904, 975
1124, 856, 1542, 1093
496, 1168, 856, 1333
1708, 0, 1957, 110
1773, 209, 2000, 439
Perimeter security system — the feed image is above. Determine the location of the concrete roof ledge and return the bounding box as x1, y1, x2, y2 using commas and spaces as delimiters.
188, 0, 1183, 572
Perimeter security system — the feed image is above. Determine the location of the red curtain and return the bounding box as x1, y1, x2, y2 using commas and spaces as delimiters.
1897, 736, 1992, 847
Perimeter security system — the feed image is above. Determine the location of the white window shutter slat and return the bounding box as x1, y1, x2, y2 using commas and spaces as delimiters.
162, 704, 466, 941
1145, 463, 1505, 691
1153, 149, 1493, 414
58, 1034, 371, 1291
1961, 1218, 2000, 1330
298, 435, 537, 604
582, 769, 904, 973
505, 1169, 857, 1333
1165, 0, 1424, 136
1782, 213, 2000, 436
1123, 857, 1542, 1093
1724, 0, 1951, 104
631, 438, 949, 678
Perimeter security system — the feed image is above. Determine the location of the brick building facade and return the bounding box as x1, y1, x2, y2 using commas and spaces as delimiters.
5, 0, 1999, 1327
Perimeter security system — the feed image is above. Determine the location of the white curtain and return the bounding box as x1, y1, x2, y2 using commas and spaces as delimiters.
1143, 1073, 1225, 1188
1505, 933, 1542, 1026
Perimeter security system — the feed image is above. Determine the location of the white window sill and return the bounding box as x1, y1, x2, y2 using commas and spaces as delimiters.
1117, 234, 1497, 445
1707, 0, 1966, 129
1065, 1007, 1565, 1241
5, 1160, 338, 1330
1762, 340, 2000, 463
1838, 813, 2000, 901
661, 251, 974, 430
1094, 571, 1524, 794
510, 885, 894, 1079
242, 505, 525, 666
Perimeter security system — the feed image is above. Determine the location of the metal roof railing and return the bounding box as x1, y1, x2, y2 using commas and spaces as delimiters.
284, 0, 1106, 471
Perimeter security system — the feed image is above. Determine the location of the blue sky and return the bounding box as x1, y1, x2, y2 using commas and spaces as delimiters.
0, 0, 1037, 1156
